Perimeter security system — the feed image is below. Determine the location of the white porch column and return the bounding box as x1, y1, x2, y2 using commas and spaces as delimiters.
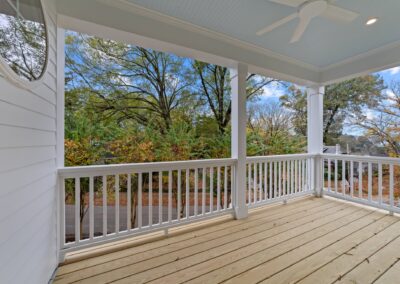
307, 85, 324, 197
231, 62, 248, 219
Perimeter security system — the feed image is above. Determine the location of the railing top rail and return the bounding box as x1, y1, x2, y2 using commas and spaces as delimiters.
58, 158, 237, 177
246, 153, 317, 162
321, 153, 400, 165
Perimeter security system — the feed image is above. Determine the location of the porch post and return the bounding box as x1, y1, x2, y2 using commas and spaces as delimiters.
307, 85, 324, 197
231, 62, 248, 219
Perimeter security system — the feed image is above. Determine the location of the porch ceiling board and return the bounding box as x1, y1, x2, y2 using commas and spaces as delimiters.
55, 0, 400, 85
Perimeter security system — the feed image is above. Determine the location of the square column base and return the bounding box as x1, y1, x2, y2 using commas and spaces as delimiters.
234, 207, 248, 219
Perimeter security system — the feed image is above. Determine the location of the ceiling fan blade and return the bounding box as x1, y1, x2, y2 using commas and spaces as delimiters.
269, 0, 305, 7
290, 16, 311, 43
257, 13, 297, 36
322, 4, 359, 22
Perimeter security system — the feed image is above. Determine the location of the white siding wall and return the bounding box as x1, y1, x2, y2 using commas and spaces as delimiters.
0, 0, 59, 283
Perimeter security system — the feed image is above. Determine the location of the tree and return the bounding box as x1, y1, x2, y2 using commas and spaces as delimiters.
281, 75, 385, 144
247, 102, 306, 156
355, 81, 400, 156
279, 86, 307, 138
0, 14, 46, 80
65, 32, 194, 132
193, 61, 278, 134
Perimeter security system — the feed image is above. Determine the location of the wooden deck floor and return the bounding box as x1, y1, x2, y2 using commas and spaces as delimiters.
54, 197, 400, 284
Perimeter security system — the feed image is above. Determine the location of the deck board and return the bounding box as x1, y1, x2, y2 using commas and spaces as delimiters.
54, 197, 400, 284
56, 198, 320, 276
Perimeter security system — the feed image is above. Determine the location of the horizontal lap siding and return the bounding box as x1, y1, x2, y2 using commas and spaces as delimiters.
0, 0, 59, 283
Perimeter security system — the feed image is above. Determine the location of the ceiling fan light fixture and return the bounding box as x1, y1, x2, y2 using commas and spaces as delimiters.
366, 17, 378, 26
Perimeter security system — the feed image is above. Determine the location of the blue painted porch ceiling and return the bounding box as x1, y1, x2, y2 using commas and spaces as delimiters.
128, 0, 400, 68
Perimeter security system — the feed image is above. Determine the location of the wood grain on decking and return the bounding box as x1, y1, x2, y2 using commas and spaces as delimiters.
54, 197, 400, 284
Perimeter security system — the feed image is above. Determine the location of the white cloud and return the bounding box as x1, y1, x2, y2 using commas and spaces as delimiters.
261, 82, 286, 98
385, 89, 395, 98
385, 66, 400, 75
365, 110, 375, 120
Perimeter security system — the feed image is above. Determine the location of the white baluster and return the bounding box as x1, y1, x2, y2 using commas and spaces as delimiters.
210, 167, 214, 212
195, 168, 199, 216
186, 169, 189, 218
287, 161, 291, 195
290, 160, 294, 195
75, 177, 80, 243
342, 160, 346, 195
138, 173, 142, 228
278, 161, 282, 197
168, 170, 172, 223
358, 162, 363, 198
368, 162, 372, 202
127, 173, 131, 231
177, 170, 181, 221
115, 175, 119, 234
253, 163, 257, 203
283, 161, 286, 196
294, 160, 298, 194
89, 176, 94, 240
224, 166, 228, 210
264, 162, 268, 200
159, 171, 162, 224
334, 159, 338, 194
303, 159, 306, 192
378, 163, 383, 205
389, 164, 394, 215
217, 166, 221, 211
149, 172, 153, 227
248, 163, 251, 204
102, 176, 107, 236
350, 161, 354, 197
270, 162, 273, 198
259, 163, 263, 201
300, 159, 303, 192
202, 168, 206, 214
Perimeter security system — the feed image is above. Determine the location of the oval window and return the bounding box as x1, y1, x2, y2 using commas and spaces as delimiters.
0, 0, 48, 84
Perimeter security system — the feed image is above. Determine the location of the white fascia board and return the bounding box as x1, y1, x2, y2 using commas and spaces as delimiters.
320, 41, 400, 85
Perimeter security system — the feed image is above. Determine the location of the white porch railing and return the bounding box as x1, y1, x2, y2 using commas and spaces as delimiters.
58, 158, 236, 252
58, 153, 400, 253
246, 154, 316, 208
322, 154, 400, 215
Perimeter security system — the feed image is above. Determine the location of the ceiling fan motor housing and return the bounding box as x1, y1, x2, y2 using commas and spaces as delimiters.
299, 0, 328, 19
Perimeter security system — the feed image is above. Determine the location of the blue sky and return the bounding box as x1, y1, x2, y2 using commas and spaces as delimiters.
260, 66, 400, 102
377, 66, 400, 82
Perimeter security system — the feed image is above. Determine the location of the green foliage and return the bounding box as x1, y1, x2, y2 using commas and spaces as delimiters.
281, 75, 385, 145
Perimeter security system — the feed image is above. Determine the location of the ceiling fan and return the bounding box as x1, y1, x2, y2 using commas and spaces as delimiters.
257, 0, 359, 43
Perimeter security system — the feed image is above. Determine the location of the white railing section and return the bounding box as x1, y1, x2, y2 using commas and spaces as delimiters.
58, 153, 400, 253
246, 154, 315, 208
322, 154, 400, 215
58, 158, 235, 251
